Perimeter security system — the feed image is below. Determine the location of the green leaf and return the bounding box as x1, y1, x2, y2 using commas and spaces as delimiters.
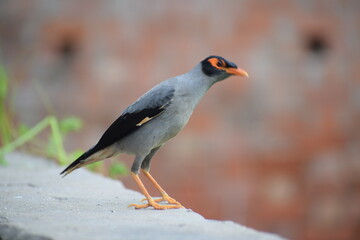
109, 162, 128, 178
59, 117, 82, 134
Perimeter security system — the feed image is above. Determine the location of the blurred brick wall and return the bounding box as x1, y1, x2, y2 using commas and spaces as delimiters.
1, 1, 360, 239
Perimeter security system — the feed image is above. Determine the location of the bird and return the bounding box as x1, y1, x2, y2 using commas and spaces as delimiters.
60, 55, 249, 210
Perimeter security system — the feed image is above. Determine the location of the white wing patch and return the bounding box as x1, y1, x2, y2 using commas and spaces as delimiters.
136, 117, 153, 126
136, 110, 165, 127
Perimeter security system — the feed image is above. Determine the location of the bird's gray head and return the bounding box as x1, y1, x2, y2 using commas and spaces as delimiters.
201, 55, 249, 82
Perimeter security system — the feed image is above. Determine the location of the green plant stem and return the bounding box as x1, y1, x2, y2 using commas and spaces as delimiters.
0, 105, 12, 144
0, 116, 68, 164
48, 116, 67, 165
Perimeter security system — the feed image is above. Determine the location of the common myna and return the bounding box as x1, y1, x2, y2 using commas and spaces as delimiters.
61, 56, 248, 209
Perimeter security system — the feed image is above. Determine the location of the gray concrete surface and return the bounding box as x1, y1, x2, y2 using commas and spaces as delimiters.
0, 152, 285, 240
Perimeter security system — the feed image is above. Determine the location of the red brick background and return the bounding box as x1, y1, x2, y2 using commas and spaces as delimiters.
1, 1, 359, 239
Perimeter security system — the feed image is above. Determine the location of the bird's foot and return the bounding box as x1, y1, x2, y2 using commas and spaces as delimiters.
129, 198, 183, 210
142, 194, 182, 206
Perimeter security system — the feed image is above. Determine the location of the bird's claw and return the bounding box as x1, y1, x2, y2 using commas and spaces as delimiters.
128, 199, 183, 210
141, 195, 182, 206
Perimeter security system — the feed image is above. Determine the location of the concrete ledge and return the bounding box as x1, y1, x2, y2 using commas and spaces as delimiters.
0, 153, 285, 240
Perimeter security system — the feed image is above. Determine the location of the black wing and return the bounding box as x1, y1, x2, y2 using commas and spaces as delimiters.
60, 83, 175, 175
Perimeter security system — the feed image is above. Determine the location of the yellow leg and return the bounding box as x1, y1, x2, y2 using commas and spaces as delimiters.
141, 169, 183, 207
128, 173, 182, 210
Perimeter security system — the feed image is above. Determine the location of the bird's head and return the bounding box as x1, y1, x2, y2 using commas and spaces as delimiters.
201, 56, 249, 81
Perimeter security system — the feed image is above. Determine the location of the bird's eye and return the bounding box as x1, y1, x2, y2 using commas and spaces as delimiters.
217, 59, 225, 67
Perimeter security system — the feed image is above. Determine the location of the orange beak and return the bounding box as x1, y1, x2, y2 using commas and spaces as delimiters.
226, 67, 249, 77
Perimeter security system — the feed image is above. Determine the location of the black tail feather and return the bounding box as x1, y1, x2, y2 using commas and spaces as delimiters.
60, 146, 97, 176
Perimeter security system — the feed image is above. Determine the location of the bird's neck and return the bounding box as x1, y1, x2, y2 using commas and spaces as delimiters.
184, 63, 217, 90
175, 64, 216, 108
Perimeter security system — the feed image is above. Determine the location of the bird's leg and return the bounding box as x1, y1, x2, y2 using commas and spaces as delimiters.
128, 173, 181, 210
141, 169, 183, 207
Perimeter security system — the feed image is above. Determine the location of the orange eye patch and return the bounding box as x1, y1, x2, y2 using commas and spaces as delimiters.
208, 58, 226, 70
